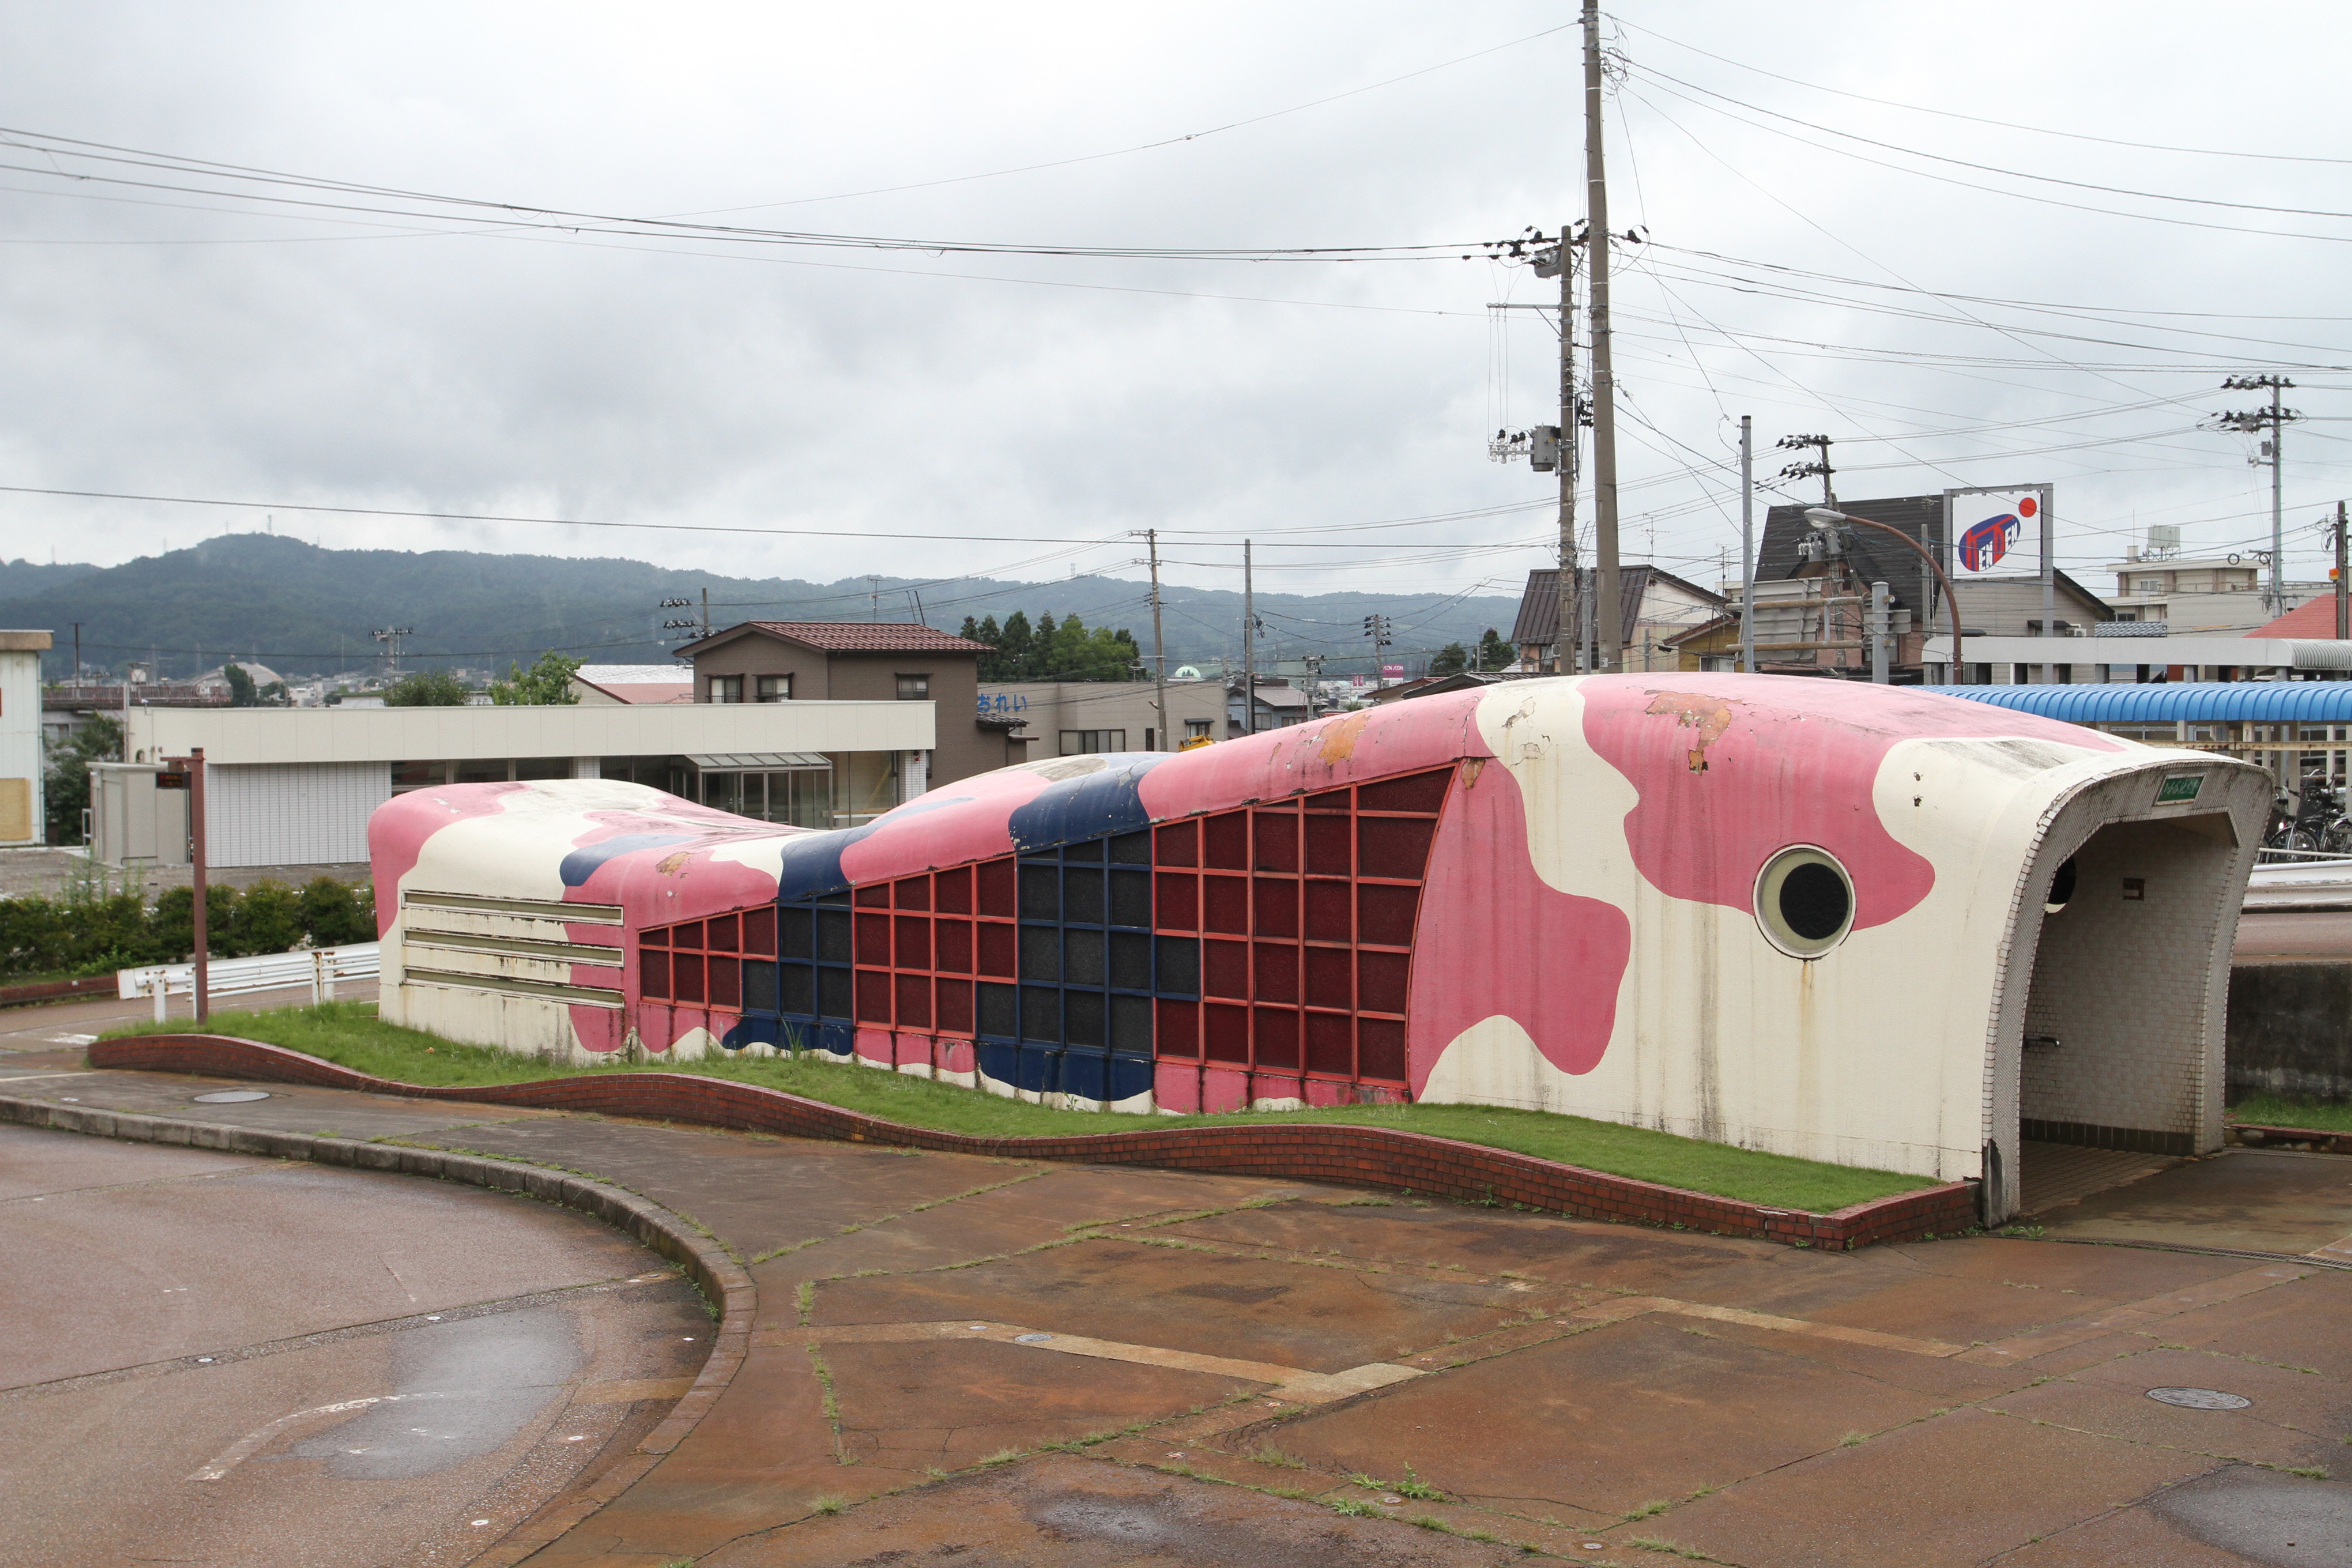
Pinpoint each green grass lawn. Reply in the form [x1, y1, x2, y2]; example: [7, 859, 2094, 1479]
[2228, 1094, 2352, 1133]
[103, 1002, 1935, 1214]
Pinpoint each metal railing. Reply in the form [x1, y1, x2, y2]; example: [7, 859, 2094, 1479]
[118, 943, 380, 1022]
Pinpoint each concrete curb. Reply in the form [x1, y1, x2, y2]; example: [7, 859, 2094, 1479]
[87, 1034, 1982, 1249]
[0, 1092, 753, 1568]
[2226, 1120, 2352, 1156]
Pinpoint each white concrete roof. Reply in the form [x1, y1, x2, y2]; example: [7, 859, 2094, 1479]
[123, 700, 932, 766]
[1927, 636, 2352, 670]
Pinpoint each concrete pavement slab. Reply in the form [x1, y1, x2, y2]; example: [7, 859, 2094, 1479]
[1652, 1407, 2219, 1568]
[808, 1237, 1531, 1374]
[2127, 1269, 2352, 1382]
[695, 1451, 1544, 1567]
[2037, 1150, 2352, 1255]
[1987, 1373, 2342, 1472]
[5, 1062, 554, 1141]
[1260, 1311, 1953, 1519]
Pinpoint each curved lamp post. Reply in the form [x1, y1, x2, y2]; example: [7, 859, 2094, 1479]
[1804, 506, 1965, 684]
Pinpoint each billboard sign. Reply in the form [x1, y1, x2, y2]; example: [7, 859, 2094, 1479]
[1946, 487, 2051, 578]
[1381, 664, 1405, 678]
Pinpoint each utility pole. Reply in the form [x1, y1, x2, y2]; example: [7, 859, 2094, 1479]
[1548, 227, 1580, 675]
[1582, 0, 1622, 672]
[2335, 501, 2348, 642]
[867, 576, 883, 621]
[702, 587, 712, 638]
[2214, 375, 2301, 615]
[371, 627, 414, 679]
[1241, 541, 1258, 736]
[1739, 416, 1755, 674]
[1147, 529, 1169, 749]
[71, 621, 81, 688]
[1777, 434, 1835, 507]
[1363, 614, 1393, 686]
[1869, 581, 1891, 684]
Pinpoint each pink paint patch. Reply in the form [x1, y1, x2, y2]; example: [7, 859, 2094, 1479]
[937, 1039, 977, 1077]
[1250, 1073, 1304, 1105]
[837, 766, 1058, 885]
[1200, 1066, 1252, 1113]
[1410, 757, 1631, 1087]
[1137, 692, 1484, 821]
[894, 1032, 934, 1070]
[366, 783, 529, 937]
[1154, 1062, 1201, 1113]
[854, 1027, 894, 1066]
[1580, 674, 2120, 929]
[567, 1004, 626, 1056]
[646, 1008, 705, 1054]
[1303, 1077, 1349, 1109]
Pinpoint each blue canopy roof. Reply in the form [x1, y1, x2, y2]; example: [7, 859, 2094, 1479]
[1925, 682, 2352, 725]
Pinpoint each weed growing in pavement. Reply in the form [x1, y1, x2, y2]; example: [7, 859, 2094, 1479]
[795, 1280, 815, 1324]
[1394, 1465, 1446, 1501]
[1329, 1499, 1382, 1518]
[978, 1448, 1026, 1467]
[1838, 1431, 1868, 1448]
[1248, 1446, 1306, 1469]
[1624, 1497, 1672, 1520]
[808, 1496, 847, 1516]
[2287, 1465, 2332, 1479]
[1327, 1195, 1395, 1207]
[1627, 1537, 1727, 1562]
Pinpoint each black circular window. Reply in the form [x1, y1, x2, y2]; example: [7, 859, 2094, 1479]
[2045, 856, 2078, 914]
[1754, 846, 1857, 958]
[1778, 862, 1851, 941]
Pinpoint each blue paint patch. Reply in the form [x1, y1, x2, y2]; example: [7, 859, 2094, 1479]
[558, 833, 696, 887]
[815, 1019, 858, 1058]
[1007, 754, 1169, 853]
[975, 1040, 1023, 1093]
[723, 1014, 781, 1051]
[774, 825, 879, 902]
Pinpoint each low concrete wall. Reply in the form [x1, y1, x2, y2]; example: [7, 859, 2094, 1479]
[2227, 961, 2352, 1104]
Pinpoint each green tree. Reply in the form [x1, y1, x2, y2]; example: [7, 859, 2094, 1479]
[299, 875, 376, 946]
[224, 663, 258, 706]
[384, 669, 472, 706]
[229, 879, 306, 956]
[489, 650, 583, 705]
[43, 713, 122, 845]
[994, 612, 1034, 681]
[1476, 627, 1513, 672]
[1430, 642, 1469, 677]
[150, 883, 240, 962]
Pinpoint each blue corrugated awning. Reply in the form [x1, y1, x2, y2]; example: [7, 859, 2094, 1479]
[1923, 682, 2352, 724]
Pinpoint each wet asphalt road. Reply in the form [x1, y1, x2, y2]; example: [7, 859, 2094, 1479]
[0, 1122, 708, 1568]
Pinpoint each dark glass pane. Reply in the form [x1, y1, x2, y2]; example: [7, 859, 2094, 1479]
[1064, 837, 1103, 862]
[977, 858, 1019, 917]
[1359, 950, 1410, 1014]
[674, 921, 704, 952]
[1202, 811, 1248, 870]
[780, 963, 814, 1015]
[935, 864, 973, 914]
[977, 921, 1019, 978]
[1063, 866, 1105, 926]
[855, 883, 890, 908]
[1253, 811, 1298, 872]
[1107, 931, 1152, 991]
[1203, 1002, 1252, 1062]
[895, 972, 932, 1028]
[1019, 862, 1060, 921]
[894, 876, 932, 911]
[977, 981, 1019, 1038]
[1304, 945, 1352, 1010]
[1155, 872, 1198, 932]
[817, 966, 851, 1020]
[1252, 879, 1298, 938]
[1064, 988, 1105, 1047]
[707, 913, 740, 953]
[1305, 1011, 1353, 1076]
[744, 906, 777, 958]
[1303, 879, 1352, 943]
[1154, 935, 1199, 997]
[1358, 815, 1439, 881]
[1155, 819, 1198, 867]
[641, 949, 670, 999]
[1020, 986, 1062, 1044]
[1254, 1006, 1301, 1069]
[779, 906, 812, 960]
[1304, 788, 1351, 813]
[816, 889, 853, 906]
[817, 909, 853, 964]
[894, 915, 932, 970]
[1109, 993, 1154, 1056]
[936, 977, 975, 1035]
[854, 912, 892, 966]
[1357, 883, 1421, 947]
[743, 961, 778, 1013]
[674, 953, 704, 1004]
[1155, 998, 1200, 1058]
[1109, 868, 1152, 928]
[1065, 928, 1105, 986]
[934, 917, 973, 974]
[1253, 942, 1299, 1003]
[1303, 815, 1351, 876]
[1358, 1017, 1407, 1081]
[1202, 938, 1249, 999]
[1019, 925, 1061, 982]
[855, 969, 892, 1024]
[1201, 875, 1250, 935]
[640, 925, 670, 948]
[1109, 830, 1152, 865]
[708, 958, 742, 1009]
[1358, 769, 1452, 814]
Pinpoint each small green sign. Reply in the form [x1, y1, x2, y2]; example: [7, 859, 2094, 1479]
[2155, 774, 2204, 804]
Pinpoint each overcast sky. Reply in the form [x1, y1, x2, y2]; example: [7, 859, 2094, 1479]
[3, 1, 2349, 626]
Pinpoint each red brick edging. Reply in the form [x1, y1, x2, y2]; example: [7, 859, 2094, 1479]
[90, 1034, 1981, 1250]
[2227, 1121, 2352, 1156]
[0, 974, 116, 1008]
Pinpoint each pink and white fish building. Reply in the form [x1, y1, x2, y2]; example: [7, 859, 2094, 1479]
[369, 674, 2269, 1222]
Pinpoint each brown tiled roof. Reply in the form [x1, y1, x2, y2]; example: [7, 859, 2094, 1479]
[740, 621, 990, 654]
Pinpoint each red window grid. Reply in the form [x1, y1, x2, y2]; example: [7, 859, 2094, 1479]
[849, 860, 1018, 1034]
[638, 905, 775, 1009]
[1147, 766, 1449, 1085]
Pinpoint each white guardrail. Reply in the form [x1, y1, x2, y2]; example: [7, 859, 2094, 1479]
[117, 943, 382, 1022]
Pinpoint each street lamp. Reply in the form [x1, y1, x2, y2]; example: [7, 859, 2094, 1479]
[1805, 507, 1966, 684]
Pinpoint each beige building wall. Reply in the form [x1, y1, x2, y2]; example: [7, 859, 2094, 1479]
[981, 681, 1225, 753]
[0, 630, 51, 844]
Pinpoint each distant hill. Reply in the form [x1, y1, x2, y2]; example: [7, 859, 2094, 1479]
[1, 536, 1524, 681]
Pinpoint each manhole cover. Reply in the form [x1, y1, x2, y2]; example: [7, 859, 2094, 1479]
[2146, 1386, 2251, 1410]
[193, 1090, 272, 1104]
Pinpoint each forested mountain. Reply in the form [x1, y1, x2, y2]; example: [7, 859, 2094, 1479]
[0, 535, 1522, 681]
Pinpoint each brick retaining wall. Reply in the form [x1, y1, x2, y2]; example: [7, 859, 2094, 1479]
[88, 1034, 1982, 1251]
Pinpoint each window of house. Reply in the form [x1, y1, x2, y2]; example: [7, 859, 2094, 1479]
[709, 675, 742, 704]
[896, 674, 930, 700]
[755, 674, 791, 702]
[1184, 719, 1214, 738]
[1060, 730, 1127, 755]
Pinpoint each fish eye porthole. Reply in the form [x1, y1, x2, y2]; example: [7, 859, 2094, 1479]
[2044, 855, 2078, 915]
[1754, 846, 1855, 960]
